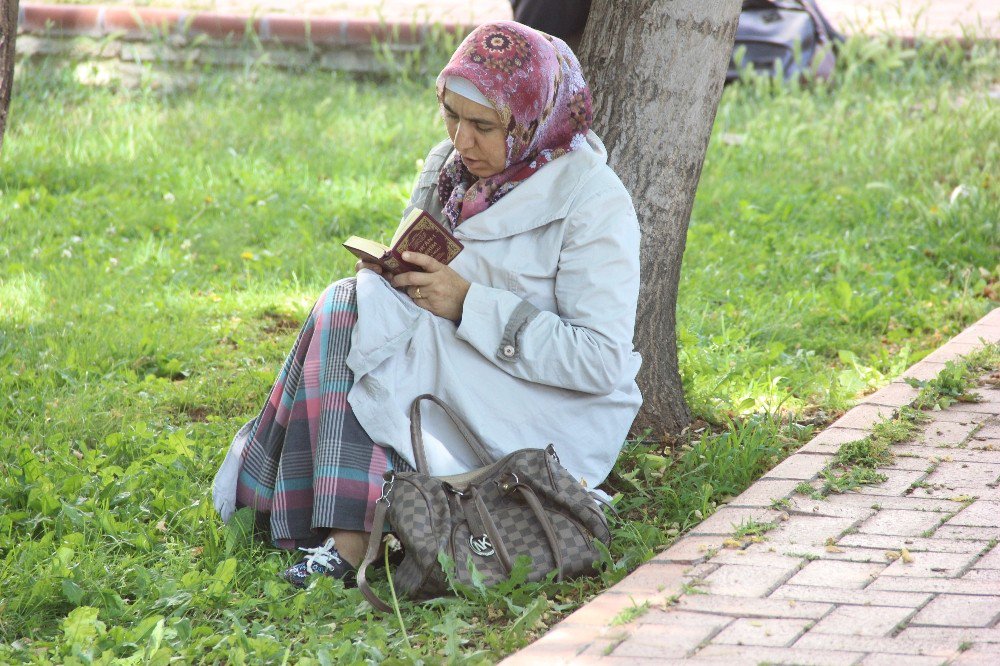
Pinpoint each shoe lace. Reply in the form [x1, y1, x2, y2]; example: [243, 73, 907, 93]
[298, 537, 344, 574]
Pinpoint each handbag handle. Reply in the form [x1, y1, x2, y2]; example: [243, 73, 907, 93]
[409, 394, 493, 473]
[515, 485, 565, 581]
[357, 499, 394, 613]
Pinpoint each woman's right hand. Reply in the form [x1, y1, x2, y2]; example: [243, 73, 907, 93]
[354, 260, 383, 275]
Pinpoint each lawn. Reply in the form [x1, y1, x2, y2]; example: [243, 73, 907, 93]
[1, 37, 998, 663]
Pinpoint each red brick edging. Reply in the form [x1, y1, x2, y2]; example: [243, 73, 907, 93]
[18, 2, 472, 48]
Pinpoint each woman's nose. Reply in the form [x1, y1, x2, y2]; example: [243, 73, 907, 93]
[453, 122, 474, 151]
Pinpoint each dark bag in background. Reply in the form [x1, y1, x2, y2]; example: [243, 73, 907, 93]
[727, 0, 841, 83]
[357, 394, 611, 612]
[510, 0, 591, 40]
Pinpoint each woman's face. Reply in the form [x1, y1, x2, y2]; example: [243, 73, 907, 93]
[441, 89, 507, 179]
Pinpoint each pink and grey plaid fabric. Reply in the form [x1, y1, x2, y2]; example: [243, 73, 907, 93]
[235, 278, 410, 549]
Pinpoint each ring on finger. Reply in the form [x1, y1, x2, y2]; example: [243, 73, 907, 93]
[415, 287, 423, 299]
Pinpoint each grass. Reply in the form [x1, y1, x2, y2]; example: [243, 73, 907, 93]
[609, 601, 649, 627]
[724, 518, 777, 549]
[0, 34, 998, 663]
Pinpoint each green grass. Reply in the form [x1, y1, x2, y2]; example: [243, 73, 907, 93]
[1, 35, 998, 662]
[732, 518, 777, 541]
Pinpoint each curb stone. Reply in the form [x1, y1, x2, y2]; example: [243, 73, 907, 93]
[15, 2, 468, 76]
[19, 3, 436, 47]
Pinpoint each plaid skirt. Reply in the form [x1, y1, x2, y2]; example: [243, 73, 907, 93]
[234, 278, 412, 550]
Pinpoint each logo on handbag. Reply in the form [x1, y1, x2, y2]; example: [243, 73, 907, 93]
[469, 534, 495, 557]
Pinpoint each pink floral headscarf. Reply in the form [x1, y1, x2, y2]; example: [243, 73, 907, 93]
[435, 21, 593, 228]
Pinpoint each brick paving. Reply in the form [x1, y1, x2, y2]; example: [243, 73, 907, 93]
[503, 307, 1000, 665]
[16, 0, 1000, 59]
[26, 1, 1000, 40]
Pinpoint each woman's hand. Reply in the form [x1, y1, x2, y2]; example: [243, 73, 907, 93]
[354, 259, 383, 275]
[391, 252, 471, 322]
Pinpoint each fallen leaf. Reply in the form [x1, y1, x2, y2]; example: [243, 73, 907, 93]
[901, 548, 914, 563]
[826, 544, 844, 553]
[885, 550, 901, 561]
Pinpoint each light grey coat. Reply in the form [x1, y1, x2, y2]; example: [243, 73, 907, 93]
[347, 130, 641, 484]
[214, 131, 641, 522]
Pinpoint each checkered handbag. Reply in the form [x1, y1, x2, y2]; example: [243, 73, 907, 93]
[357, 394, 611, 612]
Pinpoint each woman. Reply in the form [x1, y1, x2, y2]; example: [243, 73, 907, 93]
[213, 21, 642, 588]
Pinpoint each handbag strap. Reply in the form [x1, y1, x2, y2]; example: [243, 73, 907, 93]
[409, 394, 493, 473]
[357, 498, 394, 613]
[464, 487, 513, 573]
[515, 485, 565, 582]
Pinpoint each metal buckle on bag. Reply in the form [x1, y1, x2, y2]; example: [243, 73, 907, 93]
[442, 481, 465, 497]
[545, 443, 560, 464]
[379, 472, 395, 507]
[496, 472, 519, 493]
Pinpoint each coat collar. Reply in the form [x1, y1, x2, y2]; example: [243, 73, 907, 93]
[452, 131, 609, 241]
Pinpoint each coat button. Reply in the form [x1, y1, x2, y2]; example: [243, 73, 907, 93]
[502, 345, 515, 358]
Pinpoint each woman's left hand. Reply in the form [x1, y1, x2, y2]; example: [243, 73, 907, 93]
[391, 252, 471, 322]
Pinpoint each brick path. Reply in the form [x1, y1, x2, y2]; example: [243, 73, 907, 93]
[26, 1, 1000, 39]
[18, 1, 1000, 49]
[503, 307, 1000, 665]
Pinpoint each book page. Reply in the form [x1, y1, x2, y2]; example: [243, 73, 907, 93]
[343, 236, 390, 262]
[389, 207, 422, 248]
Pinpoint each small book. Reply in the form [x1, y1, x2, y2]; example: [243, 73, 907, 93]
[343, 208, 464, 275]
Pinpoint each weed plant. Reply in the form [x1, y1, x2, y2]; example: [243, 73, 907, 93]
[0, 34, 998, 662]
[799, 343, 999, 498]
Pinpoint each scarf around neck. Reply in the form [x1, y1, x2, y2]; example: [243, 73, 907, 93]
[435, 21, 594, 228]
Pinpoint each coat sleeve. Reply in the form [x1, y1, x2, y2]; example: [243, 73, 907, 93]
[455, 178, 641, 396]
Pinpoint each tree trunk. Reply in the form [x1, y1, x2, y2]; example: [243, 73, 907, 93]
[0, 0, 18, 155]
[578, 0, 741, 439]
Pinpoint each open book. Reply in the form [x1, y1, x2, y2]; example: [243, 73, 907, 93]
[343, 208, 464, 275]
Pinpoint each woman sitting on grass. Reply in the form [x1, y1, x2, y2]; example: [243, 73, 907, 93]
[213, 20, 642, 587]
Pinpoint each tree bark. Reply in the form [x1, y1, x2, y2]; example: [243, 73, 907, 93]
[578, 0, 741, 439]
[0, 0, 18, 155]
